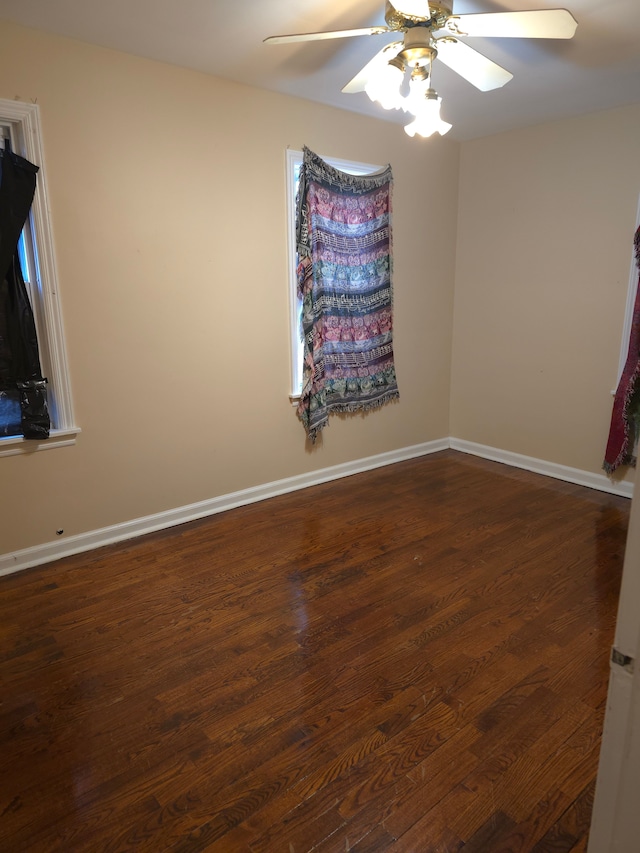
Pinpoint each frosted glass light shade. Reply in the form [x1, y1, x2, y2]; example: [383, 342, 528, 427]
[364, 62, 404, 111]
[404, 95, 452, 137]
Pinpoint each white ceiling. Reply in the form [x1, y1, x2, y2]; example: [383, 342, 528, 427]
[0, 0, 639, 140]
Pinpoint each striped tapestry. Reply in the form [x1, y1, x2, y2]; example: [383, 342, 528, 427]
[296, 147, 399, 442]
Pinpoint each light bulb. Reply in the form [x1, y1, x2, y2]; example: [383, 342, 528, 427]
[365, 61, 405, 111]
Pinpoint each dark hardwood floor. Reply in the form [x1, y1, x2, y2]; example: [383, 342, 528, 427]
[0, 450, 629, 852]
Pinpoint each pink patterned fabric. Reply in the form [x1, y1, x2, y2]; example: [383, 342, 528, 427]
[296, 147, 399, 442]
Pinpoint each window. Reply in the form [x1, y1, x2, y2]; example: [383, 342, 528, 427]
[286, 148, 382, 399]
[615, 193, 640, 387]
[0, 98, 77, 455]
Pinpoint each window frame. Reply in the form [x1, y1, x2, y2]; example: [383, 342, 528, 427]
[286, 148, 383, 400]
[613, 193, 640, 392]
[0, 98, 78, 456]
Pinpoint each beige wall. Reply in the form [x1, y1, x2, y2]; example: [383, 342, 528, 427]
[0, 20, 459, 554]
[3, 18, 638, 560]
[451, 105, 640, 476]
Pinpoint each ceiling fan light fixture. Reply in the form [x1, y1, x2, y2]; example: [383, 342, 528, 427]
[266, 0, 579, 140]
[364, 56, 405, 110]
[404, 88, 452, 137]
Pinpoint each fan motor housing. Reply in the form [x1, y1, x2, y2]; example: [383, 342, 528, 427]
[397, 29, 437, 68]
[384, 1, 452, 31]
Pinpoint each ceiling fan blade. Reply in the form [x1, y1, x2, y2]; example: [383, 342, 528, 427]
[447, 9, 578, 39]
[342, 41, 403, 94]
[264, 26, 389, 45]
[435, 38, 513, 91]
[388, 0, 431, 18]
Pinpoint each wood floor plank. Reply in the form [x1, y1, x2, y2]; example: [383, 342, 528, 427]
[530, 782, 596, 853]
[0, 450, 627, 851]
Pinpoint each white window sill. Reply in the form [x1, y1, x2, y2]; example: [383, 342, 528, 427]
[0, 426, 81, 458]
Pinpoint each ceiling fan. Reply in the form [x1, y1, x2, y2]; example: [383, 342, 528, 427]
[264, 2, 578, 137]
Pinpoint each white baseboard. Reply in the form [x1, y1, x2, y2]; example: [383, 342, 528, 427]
[0, 438, 448, 577]
[449, 438, 634, 499]
[1, 436, 631, 578]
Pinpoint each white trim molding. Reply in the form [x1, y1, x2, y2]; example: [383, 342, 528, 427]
[1, 436, 632, 577]
[450, 437, 634, 499]
[0, 427, 80, 458]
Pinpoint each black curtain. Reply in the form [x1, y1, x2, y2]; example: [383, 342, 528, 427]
[0, 139, 49, 439]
